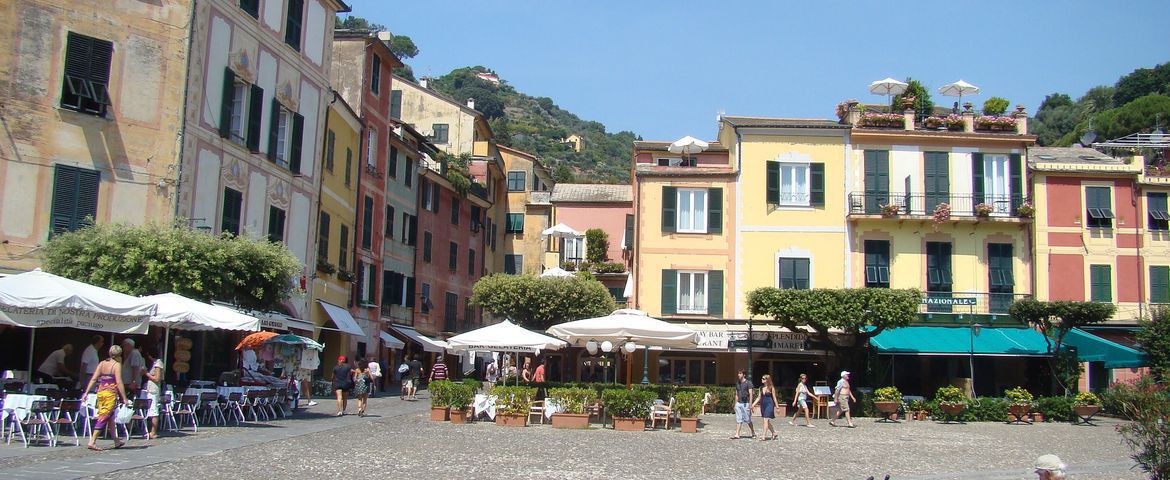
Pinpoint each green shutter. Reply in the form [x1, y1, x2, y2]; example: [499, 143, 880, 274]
[707, 187, 722, 234]
[49, 165, 79, 236]
[623, 214, 634, 250]
[809, 163, 825, 206]
[1009, 153, 1023, 212]
[1151, 266, 1170, 304]
[864, 151, 889, 213]
[662, 186, 676, 233]
[661, 269, 677, 315]
[246, 84, 263, 152]
[219, 68, 235, 139]
[972, 153, 985, 205]
[289, 112, 303, 174]
[707, 270, 723, 317]
[1090, 265, 1111, 302]
[267, 98, 280, 161]
[924, 152, 950, 211]
[766, 161, 779, 205]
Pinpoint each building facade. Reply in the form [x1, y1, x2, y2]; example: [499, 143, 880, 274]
[549, 183, 633, 300]
[499, 145, 553, 275]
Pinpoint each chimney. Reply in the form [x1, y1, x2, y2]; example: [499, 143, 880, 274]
[467, 98, 476, 110]
[419, 77, 429, 89]
[1013, 105, 1029, 135]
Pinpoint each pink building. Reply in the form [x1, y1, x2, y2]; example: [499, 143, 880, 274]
[550, 184, 633, 303]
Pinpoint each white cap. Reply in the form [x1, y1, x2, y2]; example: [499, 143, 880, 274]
[841, 370, 850, 378]
[1034, 454, 1065, 471]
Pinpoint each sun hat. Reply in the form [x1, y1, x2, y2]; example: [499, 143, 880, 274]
[1034, 454, 1066, 471]
[841, 370, 850, 377]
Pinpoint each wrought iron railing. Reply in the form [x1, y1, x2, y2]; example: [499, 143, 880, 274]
[917, 291, 1031, 320]
[848, 192, 1027, 218]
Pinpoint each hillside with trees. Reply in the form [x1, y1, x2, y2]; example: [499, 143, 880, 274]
[1031, 62, 1170, 146]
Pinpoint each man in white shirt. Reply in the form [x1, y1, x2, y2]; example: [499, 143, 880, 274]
[367, 357, 382, 396]
[36, 343, 74, 383]
[79, 335, 104, 386]
[121, 338, 145, 393]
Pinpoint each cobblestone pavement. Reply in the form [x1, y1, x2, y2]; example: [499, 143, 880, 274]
[0, 392, 1143, 480]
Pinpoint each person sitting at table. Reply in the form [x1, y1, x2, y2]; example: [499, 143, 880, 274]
[83, 344, 128, 451]
[36, 343, 75, 384]
[143, 347, 164, 439]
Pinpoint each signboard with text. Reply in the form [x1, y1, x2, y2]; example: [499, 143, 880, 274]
[920, 296, 977, 306]
[695, 330, 811, 353]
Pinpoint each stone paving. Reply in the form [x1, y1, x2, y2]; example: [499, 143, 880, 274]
[0, 391, 1144, 480]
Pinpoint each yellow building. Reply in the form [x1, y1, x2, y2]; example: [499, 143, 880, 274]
[313, 93, 362, 367]
[498, 145, 554, 275]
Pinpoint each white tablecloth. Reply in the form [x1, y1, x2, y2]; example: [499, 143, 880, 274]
[189, 380, 215, 388]
[1, 394, 49, 423]
[543, 398, 563, 419]
[473, 394, 497, 420]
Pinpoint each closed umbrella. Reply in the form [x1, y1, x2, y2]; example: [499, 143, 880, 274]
[938, 80, 980, 108]
[869, 77, 908, 110]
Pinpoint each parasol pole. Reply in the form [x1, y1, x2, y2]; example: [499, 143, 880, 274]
[27, 328, 36, 383]
[163, 325, 171, 384]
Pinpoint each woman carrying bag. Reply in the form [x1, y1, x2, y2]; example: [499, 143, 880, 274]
[82, 344, 130, 451]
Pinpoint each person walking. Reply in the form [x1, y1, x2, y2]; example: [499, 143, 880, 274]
[788, 373, 815, 427]
[82, 344, 128, 451]
[120, 339, 144, 395]
[752, 374, 778, 440]
[352, 361, 371, 417]
[830, 370, 856, 428]
[429, 354, 448, 383]
[367, 357, 382, 398]
[533, 358, 547, 383]
[332, 355, 353, 416]
[730, 369, 755, 439]
[406, 354, 423, 400]
[142, 348, 164, 439]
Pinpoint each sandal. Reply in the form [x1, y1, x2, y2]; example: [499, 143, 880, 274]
[87, 444, 102, 452]
[729, 435, 740, 439]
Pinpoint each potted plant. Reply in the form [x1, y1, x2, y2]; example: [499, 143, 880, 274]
[429, 380, 453, 421]
[974, 115, 1017, 131]
[880, 203, 901, 218]
[675, 391, 704, 432]
[861, 112, 905, 128]
[872, 386, 903, 421]
[602, 389, 654, 431]
[548, 387, 594, 429]
[491, 385, 536, 427]
[942, 114, 965, 131]
[1016, 201, 1035, 219]
[935, 385, 966, 422]
[974, 203, 994, 218]
[337, 267, 355, 282]
[907, 399, 928, 421]
[1004, 386, 1034, 424]
[1073, 391, 1101, 419]
[923, 116, 944, 129]
[447, 383, 476, 424]
[931, 203, 951, 231]
[316, 259, 336, 275]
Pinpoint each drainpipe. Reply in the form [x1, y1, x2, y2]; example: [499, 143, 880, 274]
[1134, 182, 1143, 322]
[173, 0, 199, 221]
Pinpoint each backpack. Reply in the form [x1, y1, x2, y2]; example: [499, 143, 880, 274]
[398, 363, 410, 374]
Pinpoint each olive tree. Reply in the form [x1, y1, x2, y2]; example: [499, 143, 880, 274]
[471, 273, 616, 330]
[746, 288, 923, 341]
[1009, 299, 1116, 393]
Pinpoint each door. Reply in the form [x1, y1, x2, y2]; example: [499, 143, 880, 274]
[864, 150, 890, 214]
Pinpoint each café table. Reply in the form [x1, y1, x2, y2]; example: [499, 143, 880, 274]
[473, 394, 497, 420]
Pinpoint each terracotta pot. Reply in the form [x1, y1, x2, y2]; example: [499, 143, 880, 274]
[612, 416, 646, 431]
[940, 403, 966, 416]
[679, 417, 699, 433]
[430, 406, 450, 421]
[1073, 405, 1100, 417]
[551, 413, 590, 429]
[1008, 404, 1031, 423]
[874, 401, 900, 414]
[495, 413, 527, 427]
[448, 408, 470, 424]
[1032, 412, 1045, 423]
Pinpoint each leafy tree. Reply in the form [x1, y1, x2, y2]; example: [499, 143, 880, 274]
[553, 164, 574, 183]
[1009, 299, 1116, 392]
[584, 228, 608, 264]
[335, 15, 386, 31]
[471, 274, 616, 330]
[982, 96, 1010, 115]
[1113, 62, 1170, 106]
[1057, 95, 1170, 146]
[335, 15, 419, 81]
[892, 78, 934, 117]
[1079, 85, 1116, 114]
[42, 222, 301, 312]
[746, 288, 922, 342]
[1137, 305, 1170, 382]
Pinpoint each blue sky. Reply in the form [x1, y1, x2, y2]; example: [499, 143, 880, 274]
[345, 0, 1169, 141]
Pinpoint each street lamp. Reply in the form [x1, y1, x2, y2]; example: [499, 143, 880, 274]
[969, 319, 982, 397]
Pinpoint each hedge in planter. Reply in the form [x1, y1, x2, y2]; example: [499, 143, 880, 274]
[548, 387, 595, 429]
[491, 385, 537, 426]
[429, 380, 455, 421]
[602, 389, 655, 431]
[447, 383, 476, 424]
[675, 391, 704, 432]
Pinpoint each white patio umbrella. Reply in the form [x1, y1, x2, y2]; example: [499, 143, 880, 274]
[539, 267, 574, 278]
[938, 80, 981, 107]
[667, 136, 709, 164]
[869, 77, 909, 110]
[144, 292, 261, 371]
[541, 223, 580, 238]
[546, 309, 698, 349]
[0, 269, 157, 380]
[447, 320, 568, 353]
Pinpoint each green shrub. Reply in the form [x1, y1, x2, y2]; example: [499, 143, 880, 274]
[873, 386, 903, 402]
[858, 392, 877, 417]
[982, 96, 1010, 115]
[548, 387, 595, 415]
[964, 397, 1009, 422]
[1004, 386, 1034, 407]
[1035, 396, 1075, 422]
[429, 380, 456, 408]
[704, 386, 736, 414]
[934, 385, 965, 406]
[447, 382, 476, 410]
[1106, 378, 1170, 478]
[1074, 391, 1100, 406]
[462, 379, 482, 392]
[490, 385, 537, 415]
[675, 391, 704, 417]
[907, 399, 927, 413]
[602, 389, 655, 418]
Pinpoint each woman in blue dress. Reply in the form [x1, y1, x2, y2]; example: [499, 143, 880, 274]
[753, 374, 778, 440]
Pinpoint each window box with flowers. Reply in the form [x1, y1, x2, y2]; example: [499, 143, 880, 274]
[861, 112, 905, 128]
[337, 268, 355, 282]
[316, 259, 336, 275]
[880, 203, 901, 218]
[974, 203, 994, 218]
[942, 114, 965, 131]
[923, 116, 944, 129]
[1015, 201, 1035, 219]
[931, 203, 951, 231]
[974, 115, 1016, 131]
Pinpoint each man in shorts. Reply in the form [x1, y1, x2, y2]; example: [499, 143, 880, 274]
[406, 354, 423, 400]
[830, 370, 857, 428]
[731, 369, 755, 439]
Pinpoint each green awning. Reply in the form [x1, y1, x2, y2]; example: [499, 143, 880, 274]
[868, 326, 1051, 356]
[1063, 328, 1147, 369]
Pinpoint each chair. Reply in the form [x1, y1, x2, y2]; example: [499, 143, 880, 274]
[130, 398, 152, 438]
[701, 392, 718, 415]
[262, 390, 279, 419]
[198, 392, 224, 426]
[243, 391, 267, 422]
[650, 397, 676, 429]
[173, 394, 198, 432]
[158, 392, 178, 432]
[14, 400, 55, 447]
[527, 400, 545, 425]
[53, 399, 84, 446]
[222, 392, 245, 425]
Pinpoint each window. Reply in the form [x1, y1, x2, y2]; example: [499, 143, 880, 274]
[344, 148, 353, 187]
[366, 128, 377, 167]
[563, 236, 585, 263]
[864, 240, 890, 288]
[471, 206, 482, 231]
[983, 154, 1012, 215]
[404, 158, 413, 187]
[420, 283, 431, 313]
[863, 150, 890, 214]
[388, 146, 398, 179]
[1148, 193, 1169, 231]
[444, 292, 458, 331]
[1086, 186, 1114, 229]
[657, 357, 717, 385]
[504, 254, 523, 275]
[777, 258, 810, 289]
[468, 249, 476, 276]
[317, 212, 330, 263]
[506, 213, 524, 233]
[364, 263, 377, 304]
[382, 270, 404, 306]
[370, 56, 381, 94]
[221, 188, 242, 236]
[988, 243, 1014, 314]
[239, 0, 259, 18]
[464, 297, 474, 328]
[324, 130, 335, 173]
[1151, 266, 1170, 304]
[361, 196, 374, 250]
[267, 101, 304, 173]
[421, 180, 433, 211]
[401, 213, 417, 246]
[677, 271, 708, 314]
[384, 205, 395, 237]
[338, 225, 349, 270]
[218, 68, 263, 151]
[624, 214, 634, 250]
[451, 198, 460, 225]
[430, 181, 440, 212]
[49, 165, 100, 237]
[775, 163, 809, 206]
[926, 242, 953, 313]
[676, 188, 707, 233]
[284, 0, 303, 51]
[1090, 265, 1112, 303]
[507, 171, 526, 192]
[422, 232, 432, 263]
[389, 90, 402, 119]
[432, 123, 449, 144]
[60, 32, 113, 116]
[448, 242, 458, 272]
[267, 206, 286, 243]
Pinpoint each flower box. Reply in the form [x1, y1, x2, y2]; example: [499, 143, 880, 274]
[612, 416, 646, 431]
[551, 413, 590, 429]
[429, 406, 450, 421]
[861, 112, 905, 128]
[974, 115, 1017, 131]
[495, 413, 528, 427]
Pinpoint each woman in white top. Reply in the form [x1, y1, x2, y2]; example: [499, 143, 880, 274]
[143, 348, 164, 439]
[789, 373, 815, 427]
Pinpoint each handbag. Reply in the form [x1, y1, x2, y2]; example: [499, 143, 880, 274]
[114, 404, 134, 424]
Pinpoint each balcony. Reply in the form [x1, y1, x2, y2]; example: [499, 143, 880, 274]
[528, 191, 551, 205]
[917, 291, 1031, 325]
[364, 163, 383, 179]
[469, 181, 488, 200]
[848, 192, 1031, 221]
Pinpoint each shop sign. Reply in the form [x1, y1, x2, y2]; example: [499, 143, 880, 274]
[695, 330, 809, 353]
[920, 296, 977, 306]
